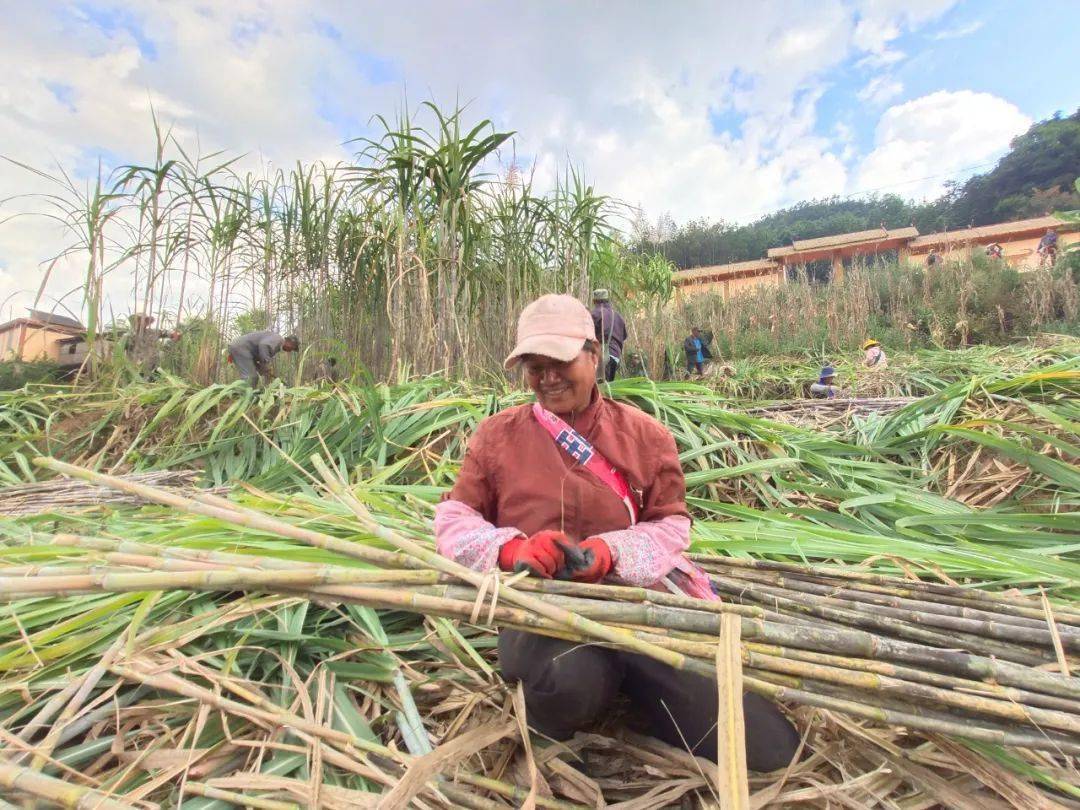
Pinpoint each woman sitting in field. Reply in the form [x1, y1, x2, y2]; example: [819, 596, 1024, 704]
[434, 293, 799, 770]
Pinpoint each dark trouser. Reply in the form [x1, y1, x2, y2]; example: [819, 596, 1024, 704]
[228, 347, 262, 385]
[603, 357, 618, 383]
[687, 360, 704, 376]
[499, 630, 800, 772]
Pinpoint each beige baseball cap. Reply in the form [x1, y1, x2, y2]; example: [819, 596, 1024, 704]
[504, 294, 595, 370]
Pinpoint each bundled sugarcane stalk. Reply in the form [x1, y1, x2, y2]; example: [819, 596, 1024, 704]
[743, 398, 918, 416]
[4, 456, 1076, 761]
[741, 397, 918, 429]
[0, 470, 228, 517]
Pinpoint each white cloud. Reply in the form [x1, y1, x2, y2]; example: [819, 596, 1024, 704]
[857, 75, 904, 104]
[0, 0, 988, 313]
[0, 2, 353, 318]
[855, 90, 1031, 200]
[932, 20, 984, 40]
[852, 0, 955, 65]
[832, 121, 856, 162]
[857, 48, 907, 68]
[853, 17, 902, 54]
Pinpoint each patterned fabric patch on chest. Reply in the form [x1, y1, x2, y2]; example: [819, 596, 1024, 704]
[555, 429, 594, 464]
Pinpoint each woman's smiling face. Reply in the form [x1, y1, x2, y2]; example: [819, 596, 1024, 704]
[522, 343, 599, 415]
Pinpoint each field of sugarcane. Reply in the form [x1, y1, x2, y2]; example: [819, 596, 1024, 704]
[3, 98, 1079, 807]
[0, 336, 1077, 809]
[11, 100, 1077, 396]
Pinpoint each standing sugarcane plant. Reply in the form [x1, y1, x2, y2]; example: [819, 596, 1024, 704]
[351, 103, 513, 374]
[0, 155, 131, 373]
[551, 166, 611, 298]
[14, 100, 1038, 383]
[114, 113, 182, 326]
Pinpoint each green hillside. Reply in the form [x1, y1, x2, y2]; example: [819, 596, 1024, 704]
[641, 109, 1080, 269]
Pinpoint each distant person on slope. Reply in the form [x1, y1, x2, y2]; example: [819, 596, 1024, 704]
[590, 289, 627, 383]
[623, 349, 649, 378]
[1037, 228, 1059, 266]
[862, 338, 887, 370]
[700, 328, 716, 362]
[926, 250, 941, 268]
[986, 242, 1004, 261]
[683, 328, 705, 377]
[810, 366, 841, 399]
[228, 330, 299, 386]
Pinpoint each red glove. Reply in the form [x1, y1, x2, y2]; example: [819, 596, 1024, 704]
[569, 537, 613, 583]
[498, 530, 571, 578]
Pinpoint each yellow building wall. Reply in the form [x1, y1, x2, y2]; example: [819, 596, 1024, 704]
[0, 328, 17, 358]
[913, 231, 1079, 270]
[0, 326, 31, 359]
[23, 328, 55, 361]
[0, 325, 73, 361]
[675, 271, 780, 300]
[729, 273, 780, 294]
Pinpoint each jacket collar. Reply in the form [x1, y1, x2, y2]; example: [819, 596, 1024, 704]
[559, 385, 604, 435]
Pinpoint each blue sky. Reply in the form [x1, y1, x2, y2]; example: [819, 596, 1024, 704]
[898, 0, 1075, 117]
[0, 0, 1077, 312]
[807, 0, 1076, 164]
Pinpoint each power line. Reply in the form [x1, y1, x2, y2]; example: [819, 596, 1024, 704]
[836, 158, 1001, 200]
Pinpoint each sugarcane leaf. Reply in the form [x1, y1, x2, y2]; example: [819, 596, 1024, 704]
[932, 426, 1080, 491]
[684, 457, 799, 487]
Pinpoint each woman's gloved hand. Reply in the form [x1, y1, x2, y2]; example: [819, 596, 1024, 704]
[569, 537, 613, 583]
[498, 530, 572, 578]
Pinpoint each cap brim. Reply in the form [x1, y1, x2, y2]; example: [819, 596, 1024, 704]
[504, 334, 585, 370]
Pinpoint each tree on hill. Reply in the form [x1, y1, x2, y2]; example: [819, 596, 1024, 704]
[941, 109, 1080, 226]
[640, 109, 1080, 269]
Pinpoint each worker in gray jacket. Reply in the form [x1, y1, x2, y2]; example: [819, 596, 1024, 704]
[227, 330, 299, 385]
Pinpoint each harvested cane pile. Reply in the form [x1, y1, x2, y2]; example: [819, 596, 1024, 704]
[0, 470, 226, 517]
[0, 344, 1077, 807]
[0, 457, 1078, 808]
[741, 397, 916, 429]
[701, 338, 1076, 401]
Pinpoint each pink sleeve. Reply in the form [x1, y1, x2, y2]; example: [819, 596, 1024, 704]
[434, 499, 523, 571]
[595, 515, 691, 587]
[595, 516, 717, 600]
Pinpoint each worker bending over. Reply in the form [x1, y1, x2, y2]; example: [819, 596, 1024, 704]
[435, 294, 798, 770]
[228, 330, 298, 386]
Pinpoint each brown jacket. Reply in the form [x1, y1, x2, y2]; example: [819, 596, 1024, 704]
[447, 392, 688, 541]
